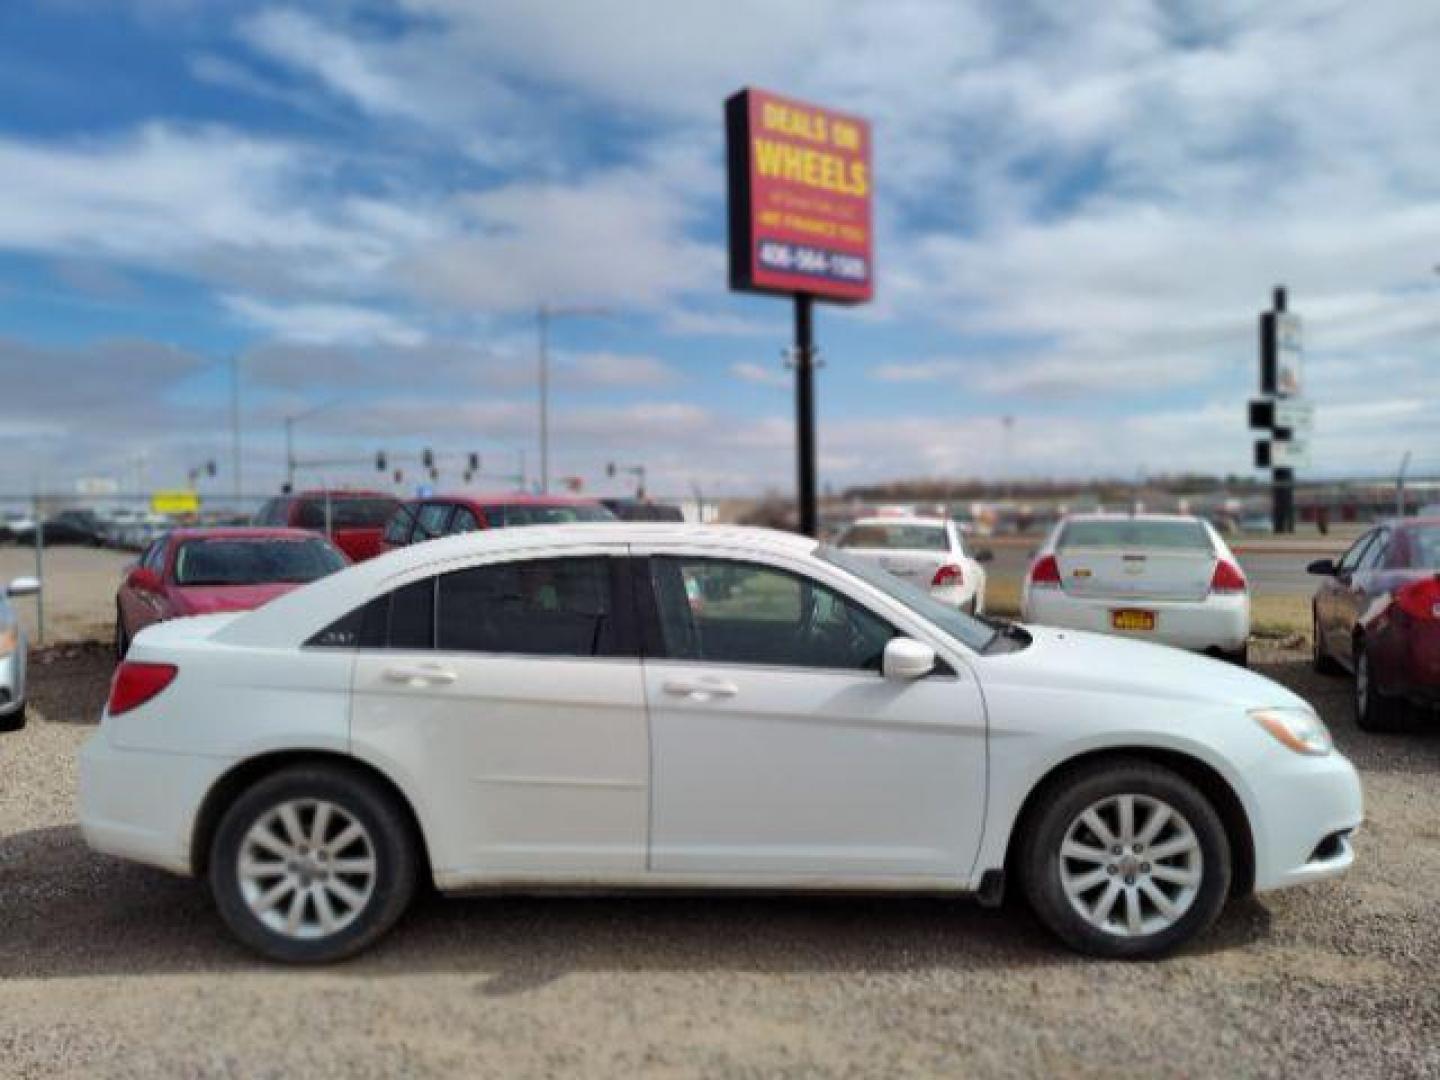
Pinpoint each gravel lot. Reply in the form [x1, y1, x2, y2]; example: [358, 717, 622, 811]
[2, 639, 1438, 1078]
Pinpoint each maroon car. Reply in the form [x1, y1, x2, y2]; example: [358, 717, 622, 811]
[376, 493, 616, 554]
[253, 490, 401, 562]
[116, 527, 348, 658]
[1311, 518, 1440, 730]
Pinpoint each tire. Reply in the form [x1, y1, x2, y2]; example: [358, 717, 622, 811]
[0, 703, 25, 733]
[1223, 644, 1249, 667]
[209, 765, 418, 963]
[1019, 759, 1231, 959]
[1354, 637, 1406, 733]
[1312, 609, 1342, 675]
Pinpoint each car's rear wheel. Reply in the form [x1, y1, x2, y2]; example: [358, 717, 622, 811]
[210, 765, 417, 963]
[1354, 638, 1405, 733]
[1312, 609, 1342, 675]
[1020, 760, 1230, 959]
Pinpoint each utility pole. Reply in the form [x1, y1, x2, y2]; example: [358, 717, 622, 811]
[536, 303, 612, 494]
[230, 355, 242, 507]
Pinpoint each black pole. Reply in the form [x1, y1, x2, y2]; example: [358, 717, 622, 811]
[1265, 286, 1294, 534]
[794, 294, 817, 537]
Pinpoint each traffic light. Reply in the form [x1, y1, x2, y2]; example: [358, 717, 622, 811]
[428, 467, 439, 482]
[393, 469, 403, 484]
[205, 460, 217, 478]
[422, 447, 434, 469]
[376, 451, 387, 472]
[468, 452, 480, 472]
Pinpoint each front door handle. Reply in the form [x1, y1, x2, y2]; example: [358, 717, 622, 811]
[662, 677, 739, 700]
[383, 664, 458, 687]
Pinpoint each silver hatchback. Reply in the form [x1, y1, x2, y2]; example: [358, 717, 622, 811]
[1, 576, 41, 731]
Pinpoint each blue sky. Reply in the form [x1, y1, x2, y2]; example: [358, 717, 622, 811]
[1, 0, 1437, 500]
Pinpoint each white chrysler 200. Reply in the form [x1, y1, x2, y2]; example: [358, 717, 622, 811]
[80, 525, 1362, 963]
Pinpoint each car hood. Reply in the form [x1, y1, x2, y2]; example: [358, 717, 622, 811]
[980, 625, 1310, 712]
[174, 582, 302, 615]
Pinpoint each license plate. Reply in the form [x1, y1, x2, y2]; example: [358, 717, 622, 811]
[1111, 608, 1156, 631]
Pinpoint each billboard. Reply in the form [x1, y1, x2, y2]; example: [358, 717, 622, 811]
[726, 88, 873, 303]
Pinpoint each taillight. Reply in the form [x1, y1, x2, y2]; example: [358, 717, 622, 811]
[932, 564, 964, 588]
[1029, 555, 1061, 589]
[1395, 576, 1440, 621]
[107, 662, 178, 716]
[1210, 560, 1247, 594]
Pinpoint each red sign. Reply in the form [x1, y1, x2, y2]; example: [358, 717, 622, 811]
[726, 88, 873, 304]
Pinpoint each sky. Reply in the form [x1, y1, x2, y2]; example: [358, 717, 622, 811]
[0, 0, 1437, 502]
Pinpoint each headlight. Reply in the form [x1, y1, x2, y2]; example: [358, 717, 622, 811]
[1251, 707, 1332, 756]
[0, 625, 15, 658]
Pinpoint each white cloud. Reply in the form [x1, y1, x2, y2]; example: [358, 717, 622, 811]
[222, 295, 427, 347]
[730, 362, 790, 389]
[561, 352, 680, 389]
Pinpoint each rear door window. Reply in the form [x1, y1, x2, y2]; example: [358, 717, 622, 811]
[414, 502, 452, 541]
[383, 505, 415, 546]
[437, 558, 618, 656]
[450, 506, 481, 533]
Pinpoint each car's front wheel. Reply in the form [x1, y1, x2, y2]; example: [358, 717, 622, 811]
[210, 765, 418, 963]
[1020, 760, 1231, 959]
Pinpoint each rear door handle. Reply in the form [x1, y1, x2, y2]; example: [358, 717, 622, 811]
[383, 664, 458, 687]
[662, 677, 739, 700]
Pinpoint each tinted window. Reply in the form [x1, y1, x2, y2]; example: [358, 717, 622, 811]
[142, 539, 166, 573]
[492, 503, 616, 527]
[450, 506, 481, 533]
[1059, 519, 1212, 551]
[383, 505, 415, 545]
[174, 539, 345, 586]
[650, 557, 894, 671]
[837, 523, 948, 551]
[437, 558, 615, 656]
[388, 579, 435, 650]
[1358, 529, 1390, 572]
[296, 497, 400, 530]
[309, 596, 388, 648]
[413, 502, 452, 541]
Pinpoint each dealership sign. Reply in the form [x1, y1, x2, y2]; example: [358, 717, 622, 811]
[725, 88, 873, 303]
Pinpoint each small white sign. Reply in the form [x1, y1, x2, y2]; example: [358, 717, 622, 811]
[1274, 400, 1314, 434]
[1275, 313, 1302, 397]
[1271, 436, 1311, 468]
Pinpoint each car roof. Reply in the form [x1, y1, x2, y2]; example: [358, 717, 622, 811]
[1060, 512, 1204, 524]
[215, 523, 815, 647]
[290, 490, 396, 500]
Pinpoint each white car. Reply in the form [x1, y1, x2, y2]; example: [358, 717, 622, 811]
[80, 524, 1360, 963]
[1022, 514, 1251, 664]
[1, 576, 40, 730]
[834, 516, 989, 613]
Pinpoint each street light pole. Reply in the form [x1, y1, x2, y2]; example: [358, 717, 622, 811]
[230, 355, 242, 507]
[536, 302, 612, 495]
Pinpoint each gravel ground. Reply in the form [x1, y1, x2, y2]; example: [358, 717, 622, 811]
[2, 642, 1438, 1078]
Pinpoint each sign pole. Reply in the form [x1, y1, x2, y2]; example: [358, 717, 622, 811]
[794, 294, 817, 537]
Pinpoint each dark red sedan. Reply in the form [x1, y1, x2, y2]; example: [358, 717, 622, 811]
[1311, 517, 1440, 730]
[115, 527, 348, 657]
[377, 493, 616, 554]
[253, 490, 401, 562]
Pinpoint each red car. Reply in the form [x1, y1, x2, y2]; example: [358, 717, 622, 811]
[378, 493, 616, 553]
[253, 490, 401, 561]
[1311, 517, 1440, 730]
[115, 527, 348, 657]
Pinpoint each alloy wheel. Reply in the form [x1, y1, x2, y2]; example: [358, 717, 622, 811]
[236, 798, 377, 940]
[1058, 793, 1203, 938]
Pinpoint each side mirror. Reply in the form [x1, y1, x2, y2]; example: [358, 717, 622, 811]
[127, 567, 163, 593]
[1307, 558, 1337, 577]
[974, 548, 995, 564]
[6, 576, 40, 598]
[883, 637, 936, 680]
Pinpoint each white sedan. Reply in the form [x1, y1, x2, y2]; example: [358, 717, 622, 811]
[80, 524, 1359, 963]
[834, 515, 989, 613]
[1021, 513, 1251, 664]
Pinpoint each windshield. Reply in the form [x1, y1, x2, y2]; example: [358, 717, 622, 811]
[493, 504, 616, 526]
[1059, 519, 1212, 551]
[820, 544, 995, 652]
[837, 523, 948, 551]
[175, 538, 347, 586]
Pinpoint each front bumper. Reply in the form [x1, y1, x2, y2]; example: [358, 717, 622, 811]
[78, 728, 230, 876]
[1250, 749, 1364, 892]
[1022, 589, 1249, 653]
